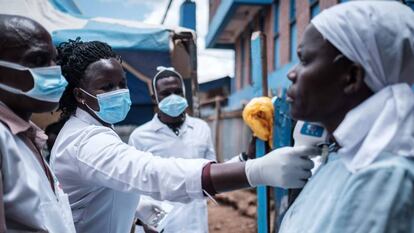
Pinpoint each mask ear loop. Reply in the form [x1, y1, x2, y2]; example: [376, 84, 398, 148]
[0, 60, 29, 71]
[152, 74, 161, 103]
[79, 88, 97, 100]
[79, 88, 98, 112]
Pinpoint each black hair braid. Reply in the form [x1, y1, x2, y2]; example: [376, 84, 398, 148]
[56, 37, 119, 120]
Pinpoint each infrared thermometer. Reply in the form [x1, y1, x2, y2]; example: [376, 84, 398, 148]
[293, 121, 329, 174]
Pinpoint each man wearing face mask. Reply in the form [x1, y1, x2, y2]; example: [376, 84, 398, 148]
[0, 15, 75, 232]
[129, 67, 217, 233]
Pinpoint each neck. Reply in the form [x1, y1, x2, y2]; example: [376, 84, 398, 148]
[1, 101, 32, 121]
[167, 121, 184, 130]
[14, 108, 31, 122]
[322, 89, 373, 136]
[158, 113, 185, 127]
[0, 93, 32, 121]
[322, 111, 346, 135]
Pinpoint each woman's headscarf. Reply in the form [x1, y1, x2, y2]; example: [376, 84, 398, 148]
[311, 1, 414, 172]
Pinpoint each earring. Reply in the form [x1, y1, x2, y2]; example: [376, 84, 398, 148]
[82, 100, 85, 105]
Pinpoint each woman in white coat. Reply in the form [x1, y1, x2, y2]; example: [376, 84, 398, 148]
[50, 38, 318, 233]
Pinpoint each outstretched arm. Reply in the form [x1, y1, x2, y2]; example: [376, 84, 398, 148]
[206, 146, 318, 194]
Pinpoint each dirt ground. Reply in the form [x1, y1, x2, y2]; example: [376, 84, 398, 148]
[208, 190, 257, 233]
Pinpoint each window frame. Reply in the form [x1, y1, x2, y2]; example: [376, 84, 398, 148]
[289, 0, 298, 62]
[309, 0, 320, 19]
[273, 0, 281, 69]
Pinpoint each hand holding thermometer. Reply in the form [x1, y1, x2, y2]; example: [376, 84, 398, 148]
[146, 202, 173, 232]
[135, 196, 174, 232]
[293, 121, 329, 174]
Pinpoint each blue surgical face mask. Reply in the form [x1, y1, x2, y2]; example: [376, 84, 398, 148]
[0, 60, 68, 102]
[81, 88, 131, 124]
[158, 94, 188, 117]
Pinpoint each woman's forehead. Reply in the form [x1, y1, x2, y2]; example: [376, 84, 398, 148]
[90, 58, 120, 69]
[301, 24, 326, 51]
[85, 58, 122, 75]
[83, 58, 124, 83]
[301, 24, 340, 58]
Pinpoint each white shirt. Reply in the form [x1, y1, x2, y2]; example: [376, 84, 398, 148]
[0, 102, 75, 233]
[50, 108, 210, 233]
[129, 115, 216, 233]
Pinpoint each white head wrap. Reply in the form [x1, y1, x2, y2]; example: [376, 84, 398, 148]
[311, 1, 414, 172]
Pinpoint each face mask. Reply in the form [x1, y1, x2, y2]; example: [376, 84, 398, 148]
[81, 88, 131, 124]
[0, 60, 68, 102]
[158, 94, 188, 117]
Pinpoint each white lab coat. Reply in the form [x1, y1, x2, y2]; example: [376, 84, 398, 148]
[129, 115, 216, 233]
[50, 108, 211, 233]
[0, 103, 75, 233]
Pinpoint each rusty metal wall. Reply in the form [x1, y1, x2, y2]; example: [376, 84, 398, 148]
[207, 117, 252, 161]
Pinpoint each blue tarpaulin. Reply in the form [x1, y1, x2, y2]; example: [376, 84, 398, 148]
[53, 21, 172, 52]
[0, 0, 196, 125]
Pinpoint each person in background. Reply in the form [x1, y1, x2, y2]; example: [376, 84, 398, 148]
[50, 38, 318, 233]
[279, 2, 414, 232]
[0, 14, 75, 232]
[129, 67, 215, 233]
[129, 67, 255, 233]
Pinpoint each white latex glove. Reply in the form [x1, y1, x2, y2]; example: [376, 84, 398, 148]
[135, 197, 161, 223]
[245, 146, 320, 189]
[135, 196, 174, 232]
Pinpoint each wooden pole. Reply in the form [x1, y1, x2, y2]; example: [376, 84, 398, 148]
[251, 31, 271, 233]
[214, 96, 223, 162]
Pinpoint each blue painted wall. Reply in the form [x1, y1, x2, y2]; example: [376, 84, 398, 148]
[180, 1, 196, 31]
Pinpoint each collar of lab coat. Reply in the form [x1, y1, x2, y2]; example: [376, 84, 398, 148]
[0, 101, 31, 134]
[151, 114, 194, 135]
[0, 101, 47, 149]
[75, 108, 106, 127]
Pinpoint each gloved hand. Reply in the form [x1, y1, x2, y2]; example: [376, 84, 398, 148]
[135, 197, 165, 231]
[245, 146, 320, 189]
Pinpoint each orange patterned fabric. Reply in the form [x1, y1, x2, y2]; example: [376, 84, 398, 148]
[242, 97, 274, 148]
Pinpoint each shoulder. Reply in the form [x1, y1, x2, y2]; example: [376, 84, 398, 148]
[327, 155, 414, 232]
[0, 122, 14, 153]
[70, 116, 117, 134]
[128, 119, 158, 147]
[130, 120, 155, 138]
[354, 154, 414, 180]
[341, 154, 414, 198]
[0, 122, 11, 138]
[56, 117, 120, 149]
[187, 116, 210, 131]
[290, 153, 414, 233]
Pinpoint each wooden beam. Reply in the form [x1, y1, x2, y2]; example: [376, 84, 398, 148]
[202, 109, 243, 122]
[121, 61, 153, 96]
[200, 96, 227, 106]
[213, 96, 223, 162]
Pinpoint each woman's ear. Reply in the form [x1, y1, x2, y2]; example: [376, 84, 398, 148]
[344, 63, 365, 94]
[151, 94, 157, 105]
[73, 88, 84, 104]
